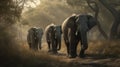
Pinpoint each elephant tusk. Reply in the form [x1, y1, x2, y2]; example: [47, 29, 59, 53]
[75, 32, 78, 36]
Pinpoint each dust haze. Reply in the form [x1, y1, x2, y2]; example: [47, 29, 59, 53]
[0, 0, 120, 67]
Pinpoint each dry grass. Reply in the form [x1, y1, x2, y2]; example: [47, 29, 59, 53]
[86, 40, 120, 57]
[60, 40, 120, 57]
[1, 39, 120, 67]
[0, 27, 120, 67]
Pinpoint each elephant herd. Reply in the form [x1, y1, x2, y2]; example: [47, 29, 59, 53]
[27, 24, 62, 54]
[27, 14, 102, 58]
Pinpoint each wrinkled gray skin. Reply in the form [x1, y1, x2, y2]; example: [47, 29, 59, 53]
[45, 24, 62, 54]
[27, 27, 43, 50]
[62, 14, 97, 58]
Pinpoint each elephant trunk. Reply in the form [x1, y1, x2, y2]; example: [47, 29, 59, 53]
[57, 38, 61, 50]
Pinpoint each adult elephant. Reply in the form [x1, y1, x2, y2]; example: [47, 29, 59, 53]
[27, 27, 43, 50]
[62, 14, 107, 58]
[45, 24, 62, 54]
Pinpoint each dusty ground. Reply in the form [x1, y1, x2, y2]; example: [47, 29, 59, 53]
[35, 41, 120, 67]
[1, 40, 119, 67]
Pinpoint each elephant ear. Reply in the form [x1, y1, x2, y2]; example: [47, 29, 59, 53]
[80, 16, 89, 32]
[75, 15, 89, 36]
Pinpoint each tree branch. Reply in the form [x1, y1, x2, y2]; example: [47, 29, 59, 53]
[86, 0, 108, 39]
[99, 0, 120, 39]
[99, 0, 119, 18]
[86, 0, 99, 12]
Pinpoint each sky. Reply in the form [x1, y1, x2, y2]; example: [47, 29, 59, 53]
[23, 0, 41, 12]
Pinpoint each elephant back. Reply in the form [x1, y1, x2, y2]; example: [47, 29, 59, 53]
[27, 27, 38, 43]
[45, 24, 56, 39]
[36, 28, 43, 40]
[62, 15, 77, 34]
[62, 16, 75, 28]
[37, 28, 43, 36]
[54, 25, 62, 38]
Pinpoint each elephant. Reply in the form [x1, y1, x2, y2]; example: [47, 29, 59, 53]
[45, 23, 62, 54]
[27, 27, 43, 50]
[62, 14, 105, 58]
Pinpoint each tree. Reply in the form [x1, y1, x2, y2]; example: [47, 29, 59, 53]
[86, 0, 108, 39]
[99, 0, 120, 39]
[66, 0, 108, 39]
[66, 0, 120, 40]
[0, 0, 25, 25]
[0, 0, 37, 25]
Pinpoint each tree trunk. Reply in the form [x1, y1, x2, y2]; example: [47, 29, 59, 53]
[99, 0, 120, 39]
[87, 0, 108, 39]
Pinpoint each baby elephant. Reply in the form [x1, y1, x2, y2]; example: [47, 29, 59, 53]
[27, 27, 43, 51]
[45, 24, 62, 54]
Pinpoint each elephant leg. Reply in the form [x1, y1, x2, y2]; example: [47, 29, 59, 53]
[63, 35, 70, 56]
[55, 39, 58, 52]
[73, 38, 79, 57]
[34, 44, 37, 51]
[47, 41, 51, 52]
[69, 34, 79, 58]
[31, 43, 34, 50]
[52, 40, 58, 54]
[51, 40, 54, 53]
[36, 44, 39, 51]
[34, 41, 39, 51]
[79, 32, 88, 58]
[35, 40, 39, 50]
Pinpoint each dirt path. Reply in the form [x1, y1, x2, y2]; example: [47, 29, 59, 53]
[40, 51, 120, 67]
[38, 43, 120, 67]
